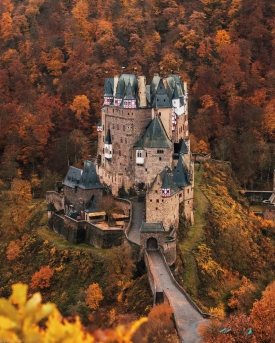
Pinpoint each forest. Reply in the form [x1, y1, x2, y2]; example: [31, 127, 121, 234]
[1, 0, 275, 342]
[0, 0, 274, 188]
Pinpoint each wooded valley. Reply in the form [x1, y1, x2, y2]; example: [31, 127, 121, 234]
[0, 0, 275, 188]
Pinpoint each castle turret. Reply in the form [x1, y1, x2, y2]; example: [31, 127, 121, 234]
[161, 172, 171, 198]
[104, 129, 112, 159]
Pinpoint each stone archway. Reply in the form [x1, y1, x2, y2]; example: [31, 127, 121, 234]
[147, 237, 158, 251]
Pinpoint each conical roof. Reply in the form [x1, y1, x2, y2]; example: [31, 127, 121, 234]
[105, 129, 112, 144]
[173, 156, 190, 187]
[79, 160, 103, 190]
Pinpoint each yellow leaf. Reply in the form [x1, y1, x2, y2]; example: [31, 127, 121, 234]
[10, 283, 28, 307]
[0, 315, 16, 330]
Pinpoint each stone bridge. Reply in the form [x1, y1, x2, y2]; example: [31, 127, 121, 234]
[127, 200, 209, 343]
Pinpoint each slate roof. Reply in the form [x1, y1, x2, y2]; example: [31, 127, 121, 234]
[104, 78, 114, 97]
[63, 166, 82, 188]
[151, 78, 171, 108]
[140, 222, 165, 232]
[78, 160, 103, 190]
[115, 79, 125, 99]
[124, 81, 136, 100]
[63, 161, 102, 190]
[105, 129, 112, 144]
[179, 139, 188, 154]
[134, 116, 172, 149]
[173, 156, 191, 187]
[159, 169, 180, 196]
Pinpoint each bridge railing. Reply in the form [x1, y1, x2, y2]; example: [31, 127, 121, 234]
[144, 250, 157, 304]
[157, 250, 210, 318]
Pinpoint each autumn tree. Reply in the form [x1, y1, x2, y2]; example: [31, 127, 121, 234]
[251, 281, 275, 342]
[70, 95, 90, 128]
[85, 283, 104, 310]
[104, 245, 135, 302]
[133, 304, 178, 343]
[30, 266, 54, 290]
[6, 240, 21, 261]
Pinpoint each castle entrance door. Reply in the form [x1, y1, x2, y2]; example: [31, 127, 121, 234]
[147, 237, 158, 251]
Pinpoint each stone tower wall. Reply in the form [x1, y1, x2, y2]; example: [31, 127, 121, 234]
[146, 176, 180, 231]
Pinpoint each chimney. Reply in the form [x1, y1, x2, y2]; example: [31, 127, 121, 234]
[138, 75, 147, 107]
[114, 75, 119, 97]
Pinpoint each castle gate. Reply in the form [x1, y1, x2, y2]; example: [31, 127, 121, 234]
[147, 237, 158, 250]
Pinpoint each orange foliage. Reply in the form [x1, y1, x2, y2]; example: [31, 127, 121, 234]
[6, 240, 21, 261]
[31, 266, 54, 290]
[251, 281, 275, 342]
[85, 283, 104, 310]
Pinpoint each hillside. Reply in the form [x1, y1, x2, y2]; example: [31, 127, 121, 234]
[176, 161, 275, 316]
[0, 0, 275, 189]
[0, 194, 153, 327]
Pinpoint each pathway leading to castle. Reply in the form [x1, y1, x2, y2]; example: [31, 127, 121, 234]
[127, 197, 207, 342]
[147, 250, 206, 343]
[127, 200, 144, 245]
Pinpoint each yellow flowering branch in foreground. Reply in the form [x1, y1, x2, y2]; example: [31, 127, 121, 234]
[0, 283, 147, 343]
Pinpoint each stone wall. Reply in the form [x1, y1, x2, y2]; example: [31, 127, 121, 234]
[244, 191, 272, 204]
[134, 147, 173, 188]
[140, 231, 176, 266]
[99, 106, 152, 194]
[49, 213, 124, 248]
[46, 191, 64, 212]
[262, 203, 275, 221]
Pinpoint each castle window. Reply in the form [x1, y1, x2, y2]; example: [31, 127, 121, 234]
[150, 199, 152, 202]
[119, 150, 121, 156]
[113, 109, 114, 113]
[157, 150, 164, 154]
[103, 125, 104, 130]
[155, 190, 158, 193]
[102, 148, 104, 153]
[188, 189, 189, 194]
[117, 124, 119, 130]
[156, 207, 158, 210]
[156, 199, 159, 203]
[159, 112, 161, 116]
[120, 137, 123, 143]
[123, 125, 125, 131]
[159, 157, 162, 161]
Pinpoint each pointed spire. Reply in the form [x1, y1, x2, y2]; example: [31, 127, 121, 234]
[105, 129, 112, 144]
[173, 156, 190, 187]
[124, 81, 136, 100]
[179, 139, 188, 154]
